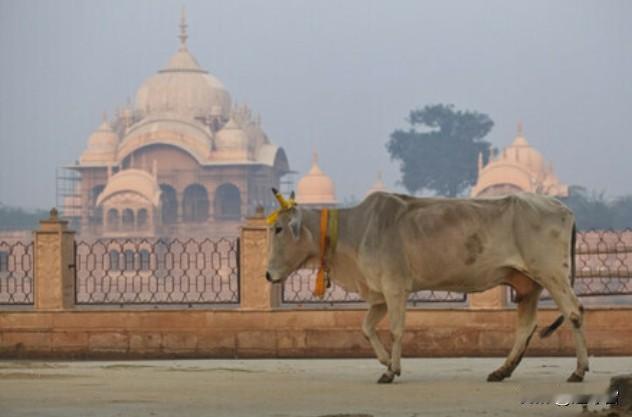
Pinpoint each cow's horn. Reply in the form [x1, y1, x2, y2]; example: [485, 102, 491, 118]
[272, 189, 292, 209]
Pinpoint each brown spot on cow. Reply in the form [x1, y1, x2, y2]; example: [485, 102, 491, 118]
[550, 229, 561, 238]
[464, 233, 484, 265]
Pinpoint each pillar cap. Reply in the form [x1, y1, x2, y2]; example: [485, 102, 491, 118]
[37, 207, 70, 232]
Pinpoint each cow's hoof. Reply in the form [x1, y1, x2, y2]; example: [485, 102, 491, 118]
[487, 370, 506, 382]
[378, 373, 395, 384]
[566, 372, 583, 383]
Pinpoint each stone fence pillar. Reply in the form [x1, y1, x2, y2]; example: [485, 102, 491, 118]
[33, 208, 76, 310]
[469, 287, 507, 309]
[239, 208, 280, 310]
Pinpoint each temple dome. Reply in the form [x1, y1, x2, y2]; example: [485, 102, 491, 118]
[296, 152, 336, 205]
[134, 18, 231, 120]
[366, 171, 387, 197]
[471, 123, 567, 197]
[80, 119, 119, 165]
[96, 169, 161, 207]
[214, 119, 249, 160]
[503, 131, 545, 172]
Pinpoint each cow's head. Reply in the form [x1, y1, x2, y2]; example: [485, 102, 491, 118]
[265, 189, 317, 283]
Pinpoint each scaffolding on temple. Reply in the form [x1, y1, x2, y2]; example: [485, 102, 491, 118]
[55, 166, 83, 230]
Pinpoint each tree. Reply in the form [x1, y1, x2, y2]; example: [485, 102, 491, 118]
[561, 187, 632, 230]
[386, 104, 494, 197]
[0, 204, 49, 231]
[611, 195, 632, 229]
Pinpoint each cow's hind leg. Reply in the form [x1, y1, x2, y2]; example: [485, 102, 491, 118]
[362, 302, 390, 368]
[543, 279, 589, 382]
[488, 277, 542, 382]
[378, 291, 408, 384]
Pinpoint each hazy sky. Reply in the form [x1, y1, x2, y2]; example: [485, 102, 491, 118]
[1, 0, 631, 209]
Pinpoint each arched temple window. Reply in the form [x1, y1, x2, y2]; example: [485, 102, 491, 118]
[214, 183, 241, 220]
[107, 209, 119, 231]
[160, 184, 177, 224]
[183, 184, 209, 223]
[137, 209, 148, 229]
[122, 209, 135, 228]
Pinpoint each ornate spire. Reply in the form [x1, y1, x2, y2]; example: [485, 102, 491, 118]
[517, 121, 524, 137]
[178, 6, 188, 50]
[312, 149, 319, 165]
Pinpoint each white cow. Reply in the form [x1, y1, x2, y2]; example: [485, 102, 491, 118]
[265, 190, 588, 383]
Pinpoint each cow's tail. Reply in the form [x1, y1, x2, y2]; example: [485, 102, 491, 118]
[539, 222, 576, 338]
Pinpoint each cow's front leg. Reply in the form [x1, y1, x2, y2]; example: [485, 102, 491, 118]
[378, 291, 408, 384]
[362, 302, 390, 368]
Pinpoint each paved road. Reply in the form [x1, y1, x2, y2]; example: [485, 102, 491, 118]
[0, 357, 627, 417]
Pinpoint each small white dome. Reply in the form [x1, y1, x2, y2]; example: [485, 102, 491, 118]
[80, 119, 119, 165]
[296, 152, 336, 205]
[96, 168, 161, 207]
[366, 171, 387, 197]
[214, 119, 249, 160]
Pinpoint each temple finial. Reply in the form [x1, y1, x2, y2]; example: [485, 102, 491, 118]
[179, 6, 188, 50]
[312, 149, 319, 165]
[517, 121, 524, 136]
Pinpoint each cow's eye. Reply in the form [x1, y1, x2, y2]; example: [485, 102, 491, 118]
[275, 226, 282, 235]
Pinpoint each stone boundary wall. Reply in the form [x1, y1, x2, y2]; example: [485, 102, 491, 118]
[1, 210, 631, 359]
[1, 307, 630, 359]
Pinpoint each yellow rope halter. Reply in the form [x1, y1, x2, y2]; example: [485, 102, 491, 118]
[266, 189, 296, 225]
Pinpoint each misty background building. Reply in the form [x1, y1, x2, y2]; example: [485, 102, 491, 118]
[50, 11, 573, 240]
[471, 123, 568, 198]
[59, 13, 290, 238]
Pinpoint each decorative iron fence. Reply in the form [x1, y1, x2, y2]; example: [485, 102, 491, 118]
[75, 237, 240, 306]
[286, 230, 632, 307]
[574, 229, 632, 296]
[0, 240, 34, 305]
[282, 267, 466, 306]
[507, 229, 632, 303]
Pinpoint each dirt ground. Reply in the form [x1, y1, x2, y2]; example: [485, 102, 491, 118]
[0, 357, 628, 417]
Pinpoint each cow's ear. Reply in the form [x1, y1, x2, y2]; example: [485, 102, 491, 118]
[288, 207, 303, 241]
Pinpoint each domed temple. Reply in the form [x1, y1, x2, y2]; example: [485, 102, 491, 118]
[366, 171, 387, 197]
[470, 123, 568, 198]
[63, 12, 290, 237]
[296, 152, 337, 208]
